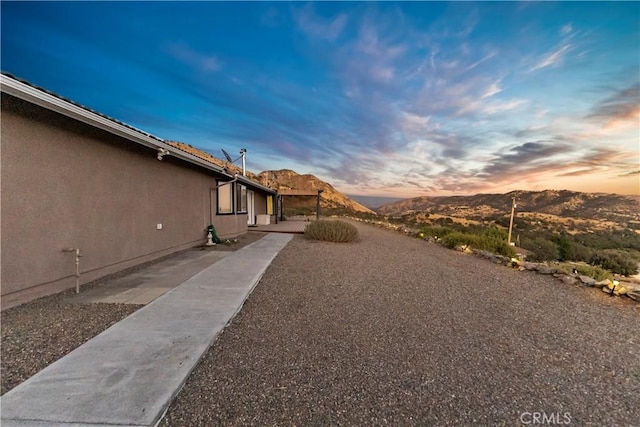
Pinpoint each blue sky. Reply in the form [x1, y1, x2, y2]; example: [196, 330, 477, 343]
[2, 1, 638, 196]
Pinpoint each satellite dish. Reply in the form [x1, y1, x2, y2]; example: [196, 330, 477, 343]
[221, 148, 233, 163]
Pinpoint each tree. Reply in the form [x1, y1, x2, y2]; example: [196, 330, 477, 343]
[523, 237, 559, 262]
[590, 250, 639, 276]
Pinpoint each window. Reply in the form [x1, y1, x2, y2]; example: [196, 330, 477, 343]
[236, 183, 247, 213]
[267, 195, 274, 215]
[217, 181, 233, 214]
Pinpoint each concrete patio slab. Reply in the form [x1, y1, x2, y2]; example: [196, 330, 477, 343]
[0, 233, 294, 427]
[69, 250, 233, 305]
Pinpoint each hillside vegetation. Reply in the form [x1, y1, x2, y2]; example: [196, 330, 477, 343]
[377, 190, 640, 276]
[378, 190, 639, 228]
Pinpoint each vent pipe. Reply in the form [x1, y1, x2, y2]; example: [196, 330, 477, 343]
[240, 148, 246, 176]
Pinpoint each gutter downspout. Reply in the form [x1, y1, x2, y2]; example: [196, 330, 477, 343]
[62, 248, 82, 293]
[214, 174, 239, 190]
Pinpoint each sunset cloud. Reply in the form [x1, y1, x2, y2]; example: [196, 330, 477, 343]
[2, 1, 637, 197]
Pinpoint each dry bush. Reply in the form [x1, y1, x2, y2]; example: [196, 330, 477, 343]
[305, 220, 358, 243]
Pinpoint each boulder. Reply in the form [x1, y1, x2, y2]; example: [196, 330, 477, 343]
[621, 282, 640, 301]
[535, 265, 556, 275]
[594, 279, 611, 288]
[562, 275, 578, 286]
[578, 275, 597, 287]
[601, 281, 631, 297]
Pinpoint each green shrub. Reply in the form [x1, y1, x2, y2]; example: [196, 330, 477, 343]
[522, 237, 559, 262]
[305, 220, 358, 243]
[555, 263, 612, 281]
[590, 249, 639, 276]
[417, 226, 456, 239]
[442, 232, 480, 249]
[479, 237, 517, 257]
[483, 226, 508, 240]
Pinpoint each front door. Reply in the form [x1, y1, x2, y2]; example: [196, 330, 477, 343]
[247, 190, 255, 225]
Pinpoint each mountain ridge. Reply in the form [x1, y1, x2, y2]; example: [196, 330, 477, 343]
[161, 143, 374, 215]
[257, 169, 375, 214]
[377, 189, 639, 225]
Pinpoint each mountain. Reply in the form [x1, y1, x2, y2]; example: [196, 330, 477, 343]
[347, 195, 407, 209]
[377, 190, 639, 226]
[257, 170, 375, 214]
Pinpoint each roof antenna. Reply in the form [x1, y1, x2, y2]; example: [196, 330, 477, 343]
[220, 148, 247, 176]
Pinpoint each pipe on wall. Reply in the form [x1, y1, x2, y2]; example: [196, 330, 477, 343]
[62, 248, 82, 293]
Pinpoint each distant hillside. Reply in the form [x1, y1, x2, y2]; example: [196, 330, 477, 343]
[347, 195, 407, 209]
[258, 170, 375, 215]
[377, 190, 639, 226]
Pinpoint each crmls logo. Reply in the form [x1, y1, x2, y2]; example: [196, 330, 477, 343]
[520, 411, 572, 425]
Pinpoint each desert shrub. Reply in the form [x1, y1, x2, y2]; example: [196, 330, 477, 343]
[479, 237, 517, 257]
[284, 207, 314, 217]
[441, 231, 516, 257]
[483, 226, 508, 240]
[555, 263, 612, 281]
[522, 237, 559, 262]
[442, 232, 480, 249]
[305, 220, 358, 243]
[417, 226, 456, 239]
[590, 249, 639, 276]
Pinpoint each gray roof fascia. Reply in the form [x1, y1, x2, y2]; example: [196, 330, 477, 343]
[236, 175, 276, 194]
[0, 74, 231, 178]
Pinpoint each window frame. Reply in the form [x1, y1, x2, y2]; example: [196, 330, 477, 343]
[236, 183, 248, 213]
[217, 181, 234, 215]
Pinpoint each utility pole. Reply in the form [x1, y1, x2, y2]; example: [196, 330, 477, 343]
[507, 197, 516, 246]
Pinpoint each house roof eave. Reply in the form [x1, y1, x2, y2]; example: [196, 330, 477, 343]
[236, 175, 276, 194]
[0, 74, 233, 179]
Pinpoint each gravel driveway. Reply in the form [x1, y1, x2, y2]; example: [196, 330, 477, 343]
[162, 222, 639, 426]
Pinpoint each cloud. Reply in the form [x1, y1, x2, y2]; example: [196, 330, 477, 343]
[292, 4, 348, 42]
[481, 80, 502, 99]
[165, 42, 221, 72]
[481, 141, 570, 176]
[465, 50, 497, 72]
[587, 83, 640, 130]
[561, 23, 572, 35]
[530, 44, 571, 71]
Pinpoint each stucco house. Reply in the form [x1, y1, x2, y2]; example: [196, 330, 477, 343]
[1, 73, 275, 309]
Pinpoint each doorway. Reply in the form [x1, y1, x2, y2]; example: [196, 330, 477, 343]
[247, 190, 255, 225]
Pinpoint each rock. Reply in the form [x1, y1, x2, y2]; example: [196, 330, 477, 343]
[594, 279, 611, 288]
[615, 285, 628, 296]
[562, 275, 578, 286]
[455, 245, 472, 253]
[578, 275, 597, 287]
[600, 281, 631, 297]
[536, 265, 556, 275]
[522, 262, 538, 271]
[620, 282, 640, 301]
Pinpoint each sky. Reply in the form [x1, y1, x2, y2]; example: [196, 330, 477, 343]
[1, 1, 639, 197]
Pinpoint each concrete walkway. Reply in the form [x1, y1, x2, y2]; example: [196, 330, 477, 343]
[70, 250, 233, 305]
[0, 233, 293, 427]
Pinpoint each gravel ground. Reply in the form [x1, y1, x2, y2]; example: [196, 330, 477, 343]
[162, 222, 639, 426]
[1, 296, 141, 394]
[1, 232, 266, 395]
